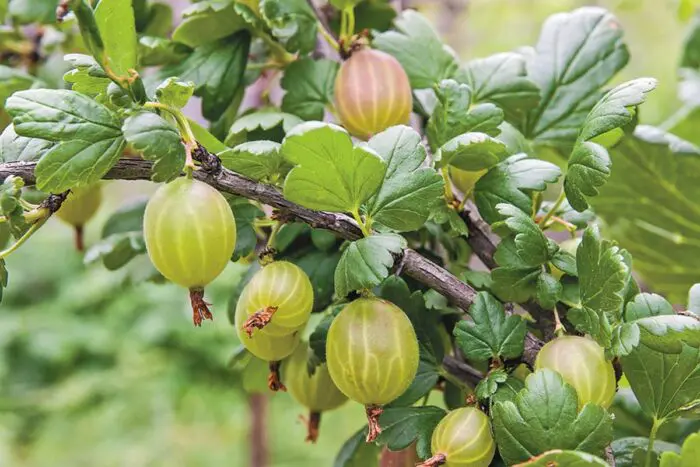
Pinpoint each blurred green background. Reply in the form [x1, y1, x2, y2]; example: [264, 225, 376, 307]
[0, 0, 691, 466]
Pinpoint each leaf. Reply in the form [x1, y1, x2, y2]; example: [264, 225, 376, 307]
[564, 142, 611, 212]
[219, 141, 289, 182]
[625, 293, 674, 321]
[0, 176, 29, 238]
[592, 126, 700, 302]
[164, 32, 251, 121]
[0, 258, 7, 303]
[377, 406, 446, 459]
[291, 250, 342, 312]
[188, 119, 227, 154]
[536, 273, 562, 310]
[475, 368, 509, 400]
[226, 197, 264, 261]
[172, 0, 246, 48]
[139, 37, 191, 67]
[660, 431, 700, 467]
[621, 343, 700, 421]
[515, 450, 609, 467]
[491, 267, 540, 304]
[426, 79, 503, 150]
[366, 126, 444, 232]
[85, 199, 148, 270]
[373, 10, 458, 89]
[334, 428, 381, 467]
[495, 204, 555, 267]
[492, 369, 614, 465]
[226, 110, 303, 146]
[94, 0, 138, 78]
[0, 65, 41, 108]
[0, 125, 53, 163]
[525, 7, 629, 150]
[474, 154, 561, 224]
[551, 250, 578, 277]
[260, 0, 317, 55]
[439, 132, 510, 172]
[568, 226, 629, 348]
[155, 78, 195, 109]
[309, 309, 340, 364]
[389, 349, 439, 407]
[7, 0, 55, 24]
[280, 58, 339, 121]
[333, 233, 406, 297]
[122, 112, 185, 183]
[612, 437, 681, 467]
[63, 67, 110, 97]
[6, 89, 125, 192]
[454, 291, 527, 362]
[458, 52, 540, 125]
[281, 122, 386, 213]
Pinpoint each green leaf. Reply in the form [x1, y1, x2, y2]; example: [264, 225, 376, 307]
[525, 7, 629, 150]
[390, 349, 439, 407]
[334, 233, 406, 297]
[155, 78, 195, 109]
[537, 273, 562, 309]
[377, 406, 446, 459]
[660, 431, 700, 467]
[282, 122, 386, 212]
[439, 132, 510, 172]
[621, 343, 700, 421]
[0, 125, 53, 163]
[458, 52, 540, 125]
[551, 250, 578, 277]
[188, 119, 227, 154]
[0, 65, 42, 108]
[219, 141, 289, 182]
[94, 0, 138, 78]
[139, 37, 191, 67]
[0, 176, 29, 238]
[495, 204, 555, 267]
[475, 368, 509, 400]
[592, 126, 700, 303]
[612, 437, 681, 467]
[85, 199, 147, 270]
[226, 197, 264, 261]
[7, 0, 55, 24]
[427, 79, 503, 150]
[6, 89, 125, 192]
[226, 110, 303, 146]
[564, 141, 611, 212]
[122, 111, 185, 183]
[334, 428, 381, 467]
[474, 154, 561, 224]
[260, 0, 317, 55]
[492, 369, 614, 465]
[164, 32, 251, 121]
[309, 308, 341, 364]
[625, 293, 674, 321]
[63, 67, 111, 97]
[568, 226, 629, 348]
[516, 450, 609, 466]
[366, 126, 444, 232]
[280, 58, 339, 121]
[172, 0, 246, 48]
[329, 0, 362, 8]
[454, 291, 527, 362]
[373, 10, 458, 89]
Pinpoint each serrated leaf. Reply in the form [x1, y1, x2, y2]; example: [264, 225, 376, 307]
[492, 369, 614, 465]
[172, 0, 246, 48]
[0, 125, 53, 163]
[660, 431, 700, 467]
[219, 141, 289, 182]
[525, 7, 629, 150]
[377, 406, 446, 459]
[458, 52, 540, 125]
[156, 78, 194, 109]
[94, 0, 138, 78]
[568, 226, 628, 348]
[454, 291, 527, 362]
[334, 428, 381, 467]
[475, 368, 509, 400]
[551, 250, 578, 277]
[6, 90, 125, 192]
[592, 126, 700, 303]
[564, 141, 611, 212]
[280, 58, 339, 121]
[122, 112, 185, 183]
[282, 122, 386, 213]
[139, 37, 191, 67]
[366, 126, 443, 232]
[612, 437, 681, 467]
[333, 233, 406, 297]
[373, 10, 458, 89]
[515, 450, 609, 466]
[85, 199, 148, 270]
[260, 0, 317, 55]
[226, 110, 303, 146]
[427, 79, 503, 150]
[474, 154, 561, 224]
[495, 204, 554, 267]
[491, 267, 541, 304]
[0, 65, 41, 108]
[63, 68, 110, 97]
[536, 273, 562, 309]
[439, 132, 510, 172]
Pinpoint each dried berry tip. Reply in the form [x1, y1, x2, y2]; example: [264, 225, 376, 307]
[74, 225, 84, 252]
[301, 411, 321, 443]
[267, 361, 286, 392]
[417, 453, 447, 467]
[242, 306, 278, 337]
[365, 405, 383, 443]
[189, 288, 213, 327]
[192, 143, 222, 175]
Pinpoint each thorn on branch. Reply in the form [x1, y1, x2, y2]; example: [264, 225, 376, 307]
[192, 143, 222, 176]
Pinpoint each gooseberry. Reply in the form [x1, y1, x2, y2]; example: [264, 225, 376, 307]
[334, 48, 413, 140]
[450, 167, 487, 198]
[56, 183, 102, 251]
[326, 297, 419, 442]
[535, 335, 616, 408]
[282, 342, 347, 442]
[237, 261, 313, 337]
[143, 177, 236, 326]
[419, 407, 495, 467]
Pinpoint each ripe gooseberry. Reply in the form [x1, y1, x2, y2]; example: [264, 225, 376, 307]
[143, 177, 236, 326]
[282, 342, 347, 442]
[450, 167, 487, 198]
[326, 297, 419, 442]
[237, 261, 313, 338]
[334, 48, 412, 140]
[419, 407, 495, 467]
[56, 183, 102, 251]
[535, 335, 616, 408]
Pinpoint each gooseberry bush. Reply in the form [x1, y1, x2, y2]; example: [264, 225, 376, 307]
[1, 1, 700, 466]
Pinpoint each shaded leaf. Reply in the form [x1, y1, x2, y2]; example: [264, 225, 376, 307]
[377, 406, 446, 459]
[281, 58, 339, 121]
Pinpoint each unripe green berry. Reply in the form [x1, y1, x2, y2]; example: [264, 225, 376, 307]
[235, 305, 302, 361]
[450, 167, 487, 197]
[424, 407, 495, 467]
[56, 183, 102, 227]
[283, 342, 347, 412]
